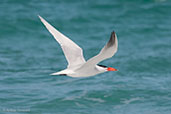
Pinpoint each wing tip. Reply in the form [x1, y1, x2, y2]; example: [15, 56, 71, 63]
[38, 15, 44, 21]
[107, 30, 116, 47]
[111, 31, 115, 35]
[37, 14, 40, 17]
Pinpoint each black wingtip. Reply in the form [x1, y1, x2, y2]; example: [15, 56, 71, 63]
[111, 31, 115, 35]
[107, 31, 116, 47]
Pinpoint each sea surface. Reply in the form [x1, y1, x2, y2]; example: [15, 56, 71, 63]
[0, 0, 171, 113]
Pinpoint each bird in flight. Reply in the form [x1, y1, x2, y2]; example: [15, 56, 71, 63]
[39, 16, 118, 77]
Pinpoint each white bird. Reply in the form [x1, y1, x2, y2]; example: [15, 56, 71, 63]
[38, 15, 118, 77]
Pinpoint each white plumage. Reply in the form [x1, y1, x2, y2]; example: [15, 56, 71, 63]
[39, 15, 118, 77]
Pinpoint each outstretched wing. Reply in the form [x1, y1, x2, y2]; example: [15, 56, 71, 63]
[39, 16, 86, 68]
[82, 31, 118, 68]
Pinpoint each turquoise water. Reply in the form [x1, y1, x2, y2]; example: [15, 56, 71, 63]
[0, 0, 171, 113]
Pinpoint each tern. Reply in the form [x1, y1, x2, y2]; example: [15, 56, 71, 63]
[39, 16, 118, 77]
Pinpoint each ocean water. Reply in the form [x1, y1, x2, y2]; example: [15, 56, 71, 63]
[0, 0, 171, 113]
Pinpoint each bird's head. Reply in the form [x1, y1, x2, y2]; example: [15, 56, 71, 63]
[97, 64, 117, 72]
